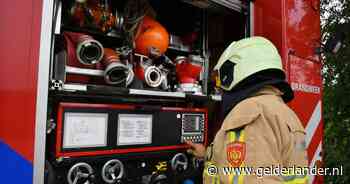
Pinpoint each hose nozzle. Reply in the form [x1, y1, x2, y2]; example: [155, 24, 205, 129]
[103, 48, 133, 85]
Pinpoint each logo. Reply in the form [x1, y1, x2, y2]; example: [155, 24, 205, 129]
[206, 164, 218, 176]
[227, 141, 246, 167]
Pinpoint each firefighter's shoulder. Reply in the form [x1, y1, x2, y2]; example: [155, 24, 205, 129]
[222, 97, 262, 131]
[253, 93, 305, 133]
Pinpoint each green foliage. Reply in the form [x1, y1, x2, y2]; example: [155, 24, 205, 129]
[321, 0, 350, 183]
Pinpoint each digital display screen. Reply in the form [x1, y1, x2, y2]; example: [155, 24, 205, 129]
[117, 114, 153, 146]
[183, 114, 202, 133]
[63, 112, 108, 149]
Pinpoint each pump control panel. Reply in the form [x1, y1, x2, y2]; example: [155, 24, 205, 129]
[54, 102, 208, 158]
[181, 114, 205, 143]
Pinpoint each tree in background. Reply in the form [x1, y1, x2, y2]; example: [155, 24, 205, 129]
[321, 0, 350, 183]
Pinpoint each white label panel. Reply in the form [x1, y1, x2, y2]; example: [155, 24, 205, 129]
[117, 114, 153, 146]
[63, 112, 108, 149]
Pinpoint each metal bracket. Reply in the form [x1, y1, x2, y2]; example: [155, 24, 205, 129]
[49, 80, 64, 90]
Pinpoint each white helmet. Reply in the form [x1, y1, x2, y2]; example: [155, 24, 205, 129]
[214, 37, 284, 91]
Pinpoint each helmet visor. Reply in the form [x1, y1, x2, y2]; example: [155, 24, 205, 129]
[218, 60, 236, 89]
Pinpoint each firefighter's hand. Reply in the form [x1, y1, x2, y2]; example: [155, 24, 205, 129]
[185, 141, 206, 159]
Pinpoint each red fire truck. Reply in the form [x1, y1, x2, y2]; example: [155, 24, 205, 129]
[0, 0, 322, 183]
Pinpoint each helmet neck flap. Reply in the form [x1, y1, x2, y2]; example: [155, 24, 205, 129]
[220, 69, 294, 117]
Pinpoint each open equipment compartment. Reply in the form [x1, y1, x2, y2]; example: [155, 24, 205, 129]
[49, 0, 248, 98]
[45, 1, 249, 184]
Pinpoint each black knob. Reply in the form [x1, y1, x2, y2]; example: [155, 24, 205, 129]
[177, 166, 184, 173]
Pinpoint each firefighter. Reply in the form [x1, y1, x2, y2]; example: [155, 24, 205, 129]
[186, 37, 308, 184]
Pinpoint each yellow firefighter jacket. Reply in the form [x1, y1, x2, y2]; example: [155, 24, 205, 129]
[204, 86, 308, 184]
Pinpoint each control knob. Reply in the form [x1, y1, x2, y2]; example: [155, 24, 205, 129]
[101, 159, 125, 184]
[171, 153, 188, 172]
[67, 162, 94, 184]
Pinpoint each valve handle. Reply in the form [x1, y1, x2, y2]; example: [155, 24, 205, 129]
[101, 159, 125, 184]
[171, 153, 189, 172]
[67, 162, 94, 184]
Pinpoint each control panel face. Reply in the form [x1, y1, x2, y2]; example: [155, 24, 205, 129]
[181, 113, 205, 143]
[56, 103, 207, 157]
[50, 103, 207, 183]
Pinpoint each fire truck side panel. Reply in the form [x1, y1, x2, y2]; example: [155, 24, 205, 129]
[0, 0, 44, 183]
[288, 55, 324, 184]
[285, 0, 321, 61]
[253, 1, 323, 183]
[252, 0, 283, 58]
[283, 1, 323, 184]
